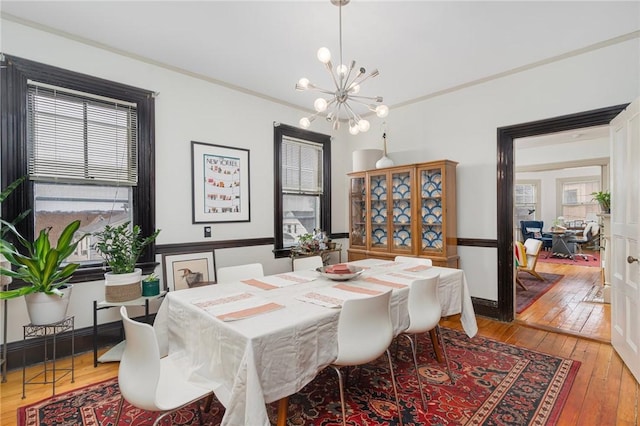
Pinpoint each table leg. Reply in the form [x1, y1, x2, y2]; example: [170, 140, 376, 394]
[430, 329, 444, 363]
[276, 397, 289, 426]
[93, 300, 98, 367]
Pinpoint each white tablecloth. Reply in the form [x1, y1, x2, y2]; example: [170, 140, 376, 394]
[153, 260, 477, 425]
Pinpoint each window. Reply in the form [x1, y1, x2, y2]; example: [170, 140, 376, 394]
[558, 176, 600, 222]
[273, 124, 331, 257]
[1, 55, 155, 280]
[514, 181, 539, 226]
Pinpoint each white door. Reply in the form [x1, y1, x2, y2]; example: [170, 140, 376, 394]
[610, 98, 640, 383]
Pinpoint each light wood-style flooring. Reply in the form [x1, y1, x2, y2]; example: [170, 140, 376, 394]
[1, 258, 636, 425]
[516, 250, 610, 342]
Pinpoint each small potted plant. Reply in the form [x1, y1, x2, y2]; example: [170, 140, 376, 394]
[142, 272, 160, 297]
[93, 221, 160, 302]
[591, 191, 611, 213]
[0, 219, 86, 325]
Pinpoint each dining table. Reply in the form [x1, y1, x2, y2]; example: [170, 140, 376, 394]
[153, 258, 478, 426]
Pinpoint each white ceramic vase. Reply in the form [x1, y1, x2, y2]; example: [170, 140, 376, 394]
[24, 285, 73, 325]
[375, 132, 394, 169]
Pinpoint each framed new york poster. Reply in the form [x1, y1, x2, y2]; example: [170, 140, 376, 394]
[191, 141, 250, 223]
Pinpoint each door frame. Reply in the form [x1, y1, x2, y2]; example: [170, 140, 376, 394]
[496, 104, 628, 321]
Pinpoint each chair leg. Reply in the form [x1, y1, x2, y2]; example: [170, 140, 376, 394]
[153, 411, 173, 426]
[516, 276, 527, 291]
[114, 395, 125, 425]
[385, 349, 404, 426]
[401, 333, 427, 410]
[435, 325, 455, 385]
[331, 365, 348, 426]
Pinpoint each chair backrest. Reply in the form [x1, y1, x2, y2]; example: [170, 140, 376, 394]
[293, 256, 324, 271]
[394, 255, 433, 266]
[217, 263, 264, 283]
[404, 275, 441, 334]
[520, 220, 544, 240]
[583, 221, 600, 240]
[118, 306, 162, 411]
[522, 238, 543, 269]
[334, 290, 393, 366]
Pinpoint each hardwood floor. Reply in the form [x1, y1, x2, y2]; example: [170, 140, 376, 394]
[516, 250, 610, 342]
[1, 261, 635, 425]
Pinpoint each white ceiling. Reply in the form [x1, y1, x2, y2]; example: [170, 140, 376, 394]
[1, 1, 639, 118]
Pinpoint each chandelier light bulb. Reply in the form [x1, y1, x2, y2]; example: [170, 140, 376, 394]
[358, 119, 370, 132]
[375, 105, 389, 118]
[336, 63, 348, 76]
[350, 84, 360, 94]
[297, 78, 310, 90]
[317, 47, 331, 64]
[299, 117, 311, 129]
[314, 98, 328, 112]
[349, 125, 360, 135]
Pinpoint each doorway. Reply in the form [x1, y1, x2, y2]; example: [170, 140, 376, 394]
[513, 139, 609, 340]
[495, 104, 628, 325]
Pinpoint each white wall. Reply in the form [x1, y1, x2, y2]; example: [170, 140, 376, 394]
[347, 37, 639, 300]
[1, 19, 639, 343]
[0, 19, 353, 343]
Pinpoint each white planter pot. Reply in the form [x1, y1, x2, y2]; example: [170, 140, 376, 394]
[24, 285, 73, 325]
[105, 268, 142, 302]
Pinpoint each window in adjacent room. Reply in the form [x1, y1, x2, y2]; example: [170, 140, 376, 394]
[514, 180, 540, 227]
[273, 124, 331, 257]
[558, 176, 601, 223]
[1, 55, 155, 280]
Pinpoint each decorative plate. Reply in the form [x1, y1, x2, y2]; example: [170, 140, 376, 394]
[316, 265, 364, 281]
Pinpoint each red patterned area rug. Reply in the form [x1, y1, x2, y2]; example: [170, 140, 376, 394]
[18, 329, 580, 426]
[516, 272, 565, 314]
[538, 250, 601, 267]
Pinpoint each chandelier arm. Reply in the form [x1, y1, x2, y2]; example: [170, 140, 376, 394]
[341, 60, 357, 91]
[347, 72, 378, 91]
[348, 95, 384, 102]
[324, 62, 341, 93]
[308, 87, 338, 96]
[343, 101, 362, 122]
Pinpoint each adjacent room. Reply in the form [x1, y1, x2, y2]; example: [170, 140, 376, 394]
[0, 1, 638, 425]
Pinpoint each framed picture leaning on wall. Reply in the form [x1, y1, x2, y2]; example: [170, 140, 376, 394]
[163, 251, 216, 291]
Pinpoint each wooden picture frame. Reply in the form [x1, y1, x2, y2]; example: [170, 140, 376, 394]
[191, 141, 250, 223]
[162, 251, 216, 291]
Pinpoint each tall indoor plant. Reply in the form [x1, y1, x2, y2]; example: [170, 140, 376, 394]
[93, 221, 160, 302]
[591, 191, 611, 213]
[0, 220, 85, 325]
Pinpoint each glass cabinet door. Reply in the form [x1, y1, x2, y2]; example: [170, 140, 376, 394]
[349, 175, 366, 248]
[369, 172, 388, 250]
[420, 167, 444, 255]
[391, 169, 413, 252]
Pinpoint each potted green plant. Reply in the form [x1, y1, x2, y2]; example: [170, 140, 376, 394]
[142, 272, 160, 297]
[93, 221, 160, 302]
[0, 219, 85, 325]
[591, 191, 611, 213]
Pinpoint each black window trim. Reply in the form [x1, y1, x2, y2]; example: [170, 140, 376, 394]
[1, 54, 156, 282]
[273, 123, 331, 258]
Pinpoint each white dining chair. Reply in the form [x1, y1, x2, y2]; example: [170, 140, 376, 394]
[394, 255, 433, 266]
[114, 306, 214, 426]
[293, 255, 323, 271]
[216, 263, 264, 283]
[398, 274, 454, 410]
[329, 290, 403, 426]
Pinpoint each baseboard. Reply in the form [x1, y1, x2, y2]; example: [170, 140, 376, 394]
[3, 315, 152, 372]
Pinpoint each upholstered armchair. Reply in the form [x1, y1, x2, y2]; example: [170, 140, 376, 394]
[520, 220, 553, 254]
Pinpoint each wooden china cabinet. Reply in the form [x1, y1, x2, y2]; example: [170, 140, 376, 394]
[347, 160, 459, 268]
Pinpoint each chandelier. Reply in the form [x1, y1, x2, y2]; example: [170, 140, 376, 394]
[296, 0, 388, 135]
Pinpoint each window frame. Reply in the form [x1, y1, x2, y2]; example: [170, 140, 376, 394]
[514, 179, 540, 227]
[556, 175, 600, 221]
[1, 54, 156, 282]
[273, 123, 331, 258]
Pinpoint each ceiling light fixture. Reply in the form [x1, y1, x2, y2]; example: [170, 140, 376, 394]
[296, 0, 388, 135]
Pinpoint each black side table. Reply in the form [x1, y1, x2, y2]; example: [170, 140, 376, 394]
[22, 316, 75, 399]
